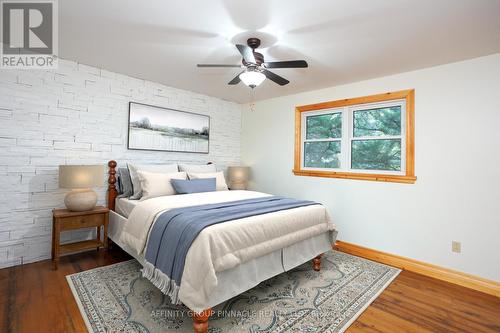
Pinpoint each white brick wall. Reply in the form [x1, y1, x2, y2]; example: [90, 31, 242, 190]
[0, 59, 243, 268]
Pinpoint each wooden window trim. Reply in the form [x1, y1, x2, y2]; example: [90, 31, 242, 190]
[293, 89, 416, 184]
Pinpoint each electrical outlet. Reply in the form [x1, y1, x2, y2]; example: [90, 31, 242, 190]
[452, 241, 461, 253]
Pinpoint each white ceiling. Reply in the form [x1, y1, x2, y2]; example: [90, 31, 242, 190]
[60, 0, 500, 103]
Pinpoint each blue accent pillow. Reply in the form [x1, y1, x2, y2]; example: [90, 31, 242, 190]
[171, 178, 216, 194]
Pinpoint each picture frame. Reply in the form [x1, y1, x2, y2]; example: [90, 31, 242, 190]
[127, 102, 210, 154]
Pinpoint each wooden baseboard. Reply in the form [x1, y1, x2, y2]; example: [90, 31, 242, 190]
[334, 240, 500, 298]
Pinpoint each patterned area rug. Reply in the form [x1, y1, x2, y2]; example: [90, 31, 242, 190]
[67, 251, 400, 333]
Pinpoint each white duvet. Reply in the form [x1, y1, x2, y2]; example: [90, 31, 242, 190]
[120, 190, 335, 312]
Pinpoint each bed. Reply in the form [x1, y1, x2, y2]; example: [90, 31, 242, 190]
[106, 160, 337, 333]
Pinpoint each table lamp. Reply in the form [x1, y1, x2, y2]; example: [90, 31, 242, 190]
[227, 166, 250, 190]
[59, 165, 104, 211]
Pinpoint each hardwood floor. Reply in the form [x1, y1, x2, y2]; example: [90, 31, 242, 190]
[1, 247, 499, 333]
[0, 247, 131, 333]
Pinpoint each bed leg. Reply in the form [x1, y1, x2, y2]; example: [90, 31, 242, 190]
[313, 254, 323, 271]
[192, 308, 212, 333]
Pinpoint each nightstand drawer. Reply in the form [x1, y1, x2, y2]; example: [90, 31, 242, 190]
[60, 213, 104, 231]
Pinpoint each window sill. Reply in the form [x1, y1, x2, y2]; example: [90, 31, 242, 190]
[292, 169, 417, 184]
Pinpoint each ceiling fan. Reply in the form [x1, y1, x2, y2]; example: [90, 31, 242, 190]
[197, 38, 308, 88]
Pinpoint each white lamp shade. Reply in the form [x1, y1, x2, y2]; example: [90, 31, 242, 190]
[228, 166, 250, 190]
[239, 71, 266, 88]
[59, 165, 104, 189]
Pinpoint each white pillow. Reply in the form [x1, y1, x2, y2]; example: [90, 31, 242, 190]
[128, 163, 178, 199]
[188, 171, 228, 191]
[137, 171, 187, 200]
[178, 164, 216, 173]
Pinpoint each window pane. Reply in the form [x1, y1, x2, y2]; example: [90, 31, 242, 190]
[353, 106, 401, 137]
[304, 141, 341, 168]
[351, 139, 401, 171]
[306, 113, 342, 139]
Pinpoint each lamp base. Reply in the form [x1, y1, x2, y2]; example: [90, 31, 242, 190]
[64, 189, 97, 212]
[229, 182, 247, 190]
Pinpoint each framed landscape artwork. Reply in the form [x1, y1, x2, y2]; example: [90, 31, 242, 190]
[127, 102, 210, 153]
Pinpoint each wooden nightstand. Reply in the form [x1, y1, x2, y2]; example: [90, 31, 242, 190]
[51, 206, 109, 270]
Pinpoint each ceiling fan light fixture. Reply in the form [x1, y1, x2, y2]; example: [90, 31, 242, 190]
[198, 38, 306, 87]
[239, 70, 266, 88]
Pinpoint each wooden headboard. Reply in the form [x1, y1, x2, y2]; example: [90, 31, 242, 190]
[107, 160, 118, 211]
[107, 160, 214, 211]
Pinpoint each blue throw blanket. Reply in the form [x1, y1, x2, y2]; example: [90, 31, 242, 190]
[142, 196, 319, 304]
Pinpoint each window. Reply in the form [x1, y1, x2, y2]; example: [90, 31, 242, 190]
[294, 90, 415, 183]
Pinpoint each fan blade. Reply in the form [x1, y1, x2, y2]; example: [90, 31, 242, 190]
[228, 72, 244, 85]
[263, 70, 289, 86]
[263, 60, 308, 68]
[197, 64, 242, 68]
[236, 44, 256, 64]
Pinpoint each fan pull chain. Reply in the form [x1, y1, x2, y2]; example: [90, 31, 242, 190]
[249, 87, 256, 111]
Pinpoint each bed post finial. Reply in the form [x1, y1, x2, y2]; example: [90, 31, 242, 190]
[107, 160, 117, 211]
